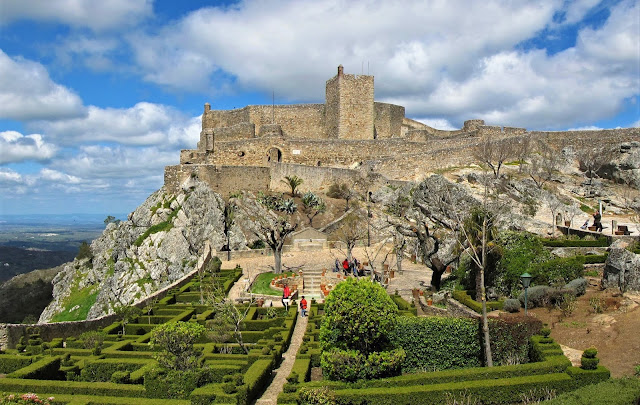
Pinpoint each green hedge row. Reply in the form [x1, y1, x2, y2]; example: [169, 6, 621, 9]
[545, 377, 640, 405]
[331, 372, 576, 405]
[0, 378, 146, 397]
[239, 358, 275, 405]
[80, 358, 152, 382]
[452, 290, 503, 313]
[35, 393, 191, 404]
[0, 354, 32, 373]
[7, 356, 62, 380]
[391, 316, 482, 372]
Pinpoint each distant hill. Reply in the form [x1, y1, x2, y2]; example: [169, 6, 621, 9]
[0, 246, 75, 283]
[0, 265, 62, 323]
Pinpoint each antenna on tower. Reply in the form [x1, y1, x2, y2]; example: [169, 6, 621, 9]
[361, 61, 364, 75]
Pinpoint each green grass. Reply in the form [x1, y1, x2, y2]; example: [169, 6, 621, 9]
[250, 271, 296, 295]
[579, 203, 593, 213]
[50, 284, 99, 322]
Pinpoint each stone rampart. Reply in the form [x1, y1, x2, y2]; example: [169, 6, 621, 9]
[165, 164, 271, 197]
[325, 67, 375, 139]
[214, 123, 256, 140]
[374, 102, 405, 139]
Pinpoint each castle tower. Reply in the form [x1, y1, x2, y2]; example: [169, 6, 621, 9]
[325, 65, 375, 139]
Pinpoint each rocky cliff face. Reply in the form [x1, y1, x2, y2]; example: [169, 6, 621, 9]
[39, 182, 244, 322]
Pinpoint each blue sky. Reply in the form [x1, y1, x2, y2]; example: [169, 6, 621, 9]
[0, 0, 638, 216]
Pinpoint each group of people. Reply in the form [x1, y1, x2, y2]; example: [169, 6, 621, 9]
[281, 284, 307, 317]
[335, 257, 366, 277]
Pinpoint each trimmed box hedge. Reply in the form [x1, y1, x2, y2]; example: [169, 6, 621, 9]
[0, 378, 146, 397]
[7, 356, 62, 380]
[542, 237, 609, 247]
[452, 290, 503, 313]
[80, 358, 152, 382]
[0, 354, 32, 373]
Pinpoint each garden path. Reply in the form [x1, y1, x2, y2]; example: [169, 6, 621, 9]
[254, 313, 308, 405]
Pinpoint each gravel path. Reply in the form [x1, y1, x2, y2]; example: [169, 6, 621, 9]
[254, 313, 309, 405]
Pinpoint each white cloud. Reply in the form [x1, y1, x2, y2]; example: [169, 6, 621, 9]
[54, 37, 120, 71]
[129, 0, 559, 98]
[0, 131, 58, 164]
[0, 168, 23, 184]
[30, 103, 200, 147]
[39, 168, 81, 184]
[53, 145, 178, 179]
[414, 118, 457, 131]
[126, 0, 638, 130]
[0, 50, 85, 121]
[0, 0, 153, 32]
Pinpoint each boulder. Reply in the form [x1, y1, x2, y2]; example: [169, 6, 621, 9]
[602, 248, 640, 292]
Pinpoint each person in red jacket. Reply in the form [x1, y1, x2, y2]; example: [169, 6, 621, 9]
[300, 296, 308, 317]
[282, 284, 291, 310]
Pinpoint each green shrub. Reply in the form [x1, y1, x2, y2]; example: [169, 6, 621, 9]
[144, 367, 212, 399]
[564, 278, 588, 296]
[495, 231, 551, 295]
[580, 357, 599, 370]
[518, 285, 551, 308]
[452, 290, 503, 313]
[110, 370, 131, 384]
[531, 257, 584, 286]
[582, 347, 598, 358]
[391, 316, 482, 372]
[488, 315, 542, 366]
[80, 358, 148, 382]
[0, 355, 32, 374]
[7, 356, 62, 380]
[544, 377, 640, 405]
[503, 298, 521, 313]
[582, 254, 608, 264]
[150, 321, 206, 371]
[298, 386, 336, 405]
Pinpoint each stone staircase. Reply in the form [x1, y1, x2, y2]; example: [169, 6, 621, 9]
[302, 267, 324, 299]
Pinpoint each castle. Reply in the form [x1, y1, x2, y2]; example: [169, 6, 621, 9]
[165, 66, 639, 196]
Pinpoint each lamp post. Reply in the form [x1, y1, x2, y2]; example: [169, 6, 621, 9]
[520, 272, 532, 316]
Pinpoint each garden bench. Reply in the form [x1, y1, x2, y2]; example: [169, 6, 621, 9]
[615, 225, 632, 235]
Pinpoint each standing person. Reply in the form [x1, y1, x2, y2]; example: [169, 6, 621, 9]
[593, 211, 603, 232]
[342, 259, 349, 275]
[334, 258, 340, 273]
[300, 296, 308, 317]
[282, 284, 291, 310]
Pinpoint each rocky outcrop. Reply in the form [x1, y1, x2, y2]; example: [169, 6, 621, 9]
[40, 182, 242, 322]
[598, 141, 640, 188]
[602, 247, 640, 293]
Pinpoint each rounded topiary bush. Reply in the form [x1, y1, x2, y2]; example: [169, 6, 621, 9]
[518, 285, 550, 308]
[583, 347, 598, 358]
[581, 356, 600, 370]
[565, 278, 588, 296]
[503, 298, 521, 313]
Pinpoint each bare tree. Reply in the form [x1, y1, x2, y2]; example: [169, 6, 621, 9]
[332, 211, 368, 261]
[239, 193, 299, 274]
[473, 135, 517, 178]
[527, 138, 561, 189]
[516, 135, 532, 173]
[206, 298, 255, 354]
[254, 216, 297, 274]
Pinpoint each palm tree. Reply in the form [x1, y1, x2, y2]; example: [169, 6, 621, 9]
[282, 175, 303, 197]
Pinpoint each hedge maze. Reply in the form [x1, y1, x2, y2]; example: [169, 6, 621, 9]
[0, 268, 299, 404]
[0, 268, 612, 404]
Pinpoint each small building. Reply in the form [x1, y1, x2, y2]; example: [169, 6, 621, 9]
[289, 228, 328, 251]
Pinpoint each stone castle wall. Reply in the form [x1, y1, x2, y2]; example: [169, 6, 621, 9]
[164, 164, 271, 197]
